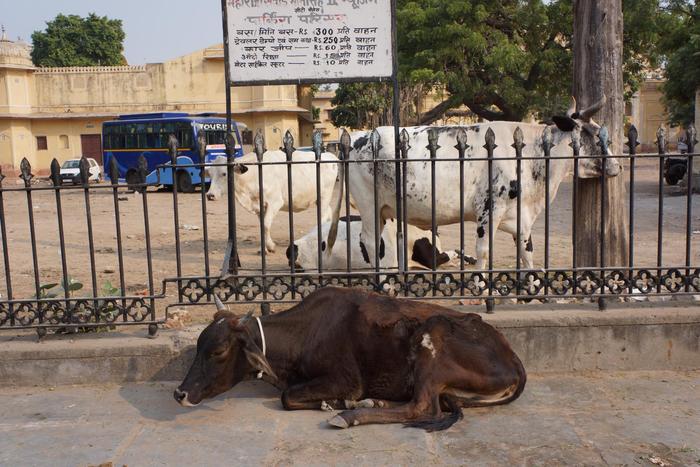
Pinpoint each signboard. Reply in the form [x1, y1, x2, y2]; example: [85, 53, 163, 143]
[226, 0, 394, 84]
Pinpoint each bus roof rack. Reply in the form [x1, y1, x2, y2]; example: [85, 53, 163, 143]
[117, 112, 190, 120]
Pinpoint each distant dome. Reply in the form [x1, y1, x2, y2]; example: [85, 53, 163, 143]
[0, 27, 33, 69]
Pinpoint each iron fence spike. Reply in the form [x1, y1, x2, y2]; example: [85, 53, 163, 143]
[254, 129, 266, 162]
[50, 159, 62, 186]
[79, 156, 90, 185]
[20, 157, 33, 186]
[598, 126, 610, 155]
[656, 126, 667, 153]
[370, 129, 381, 155]
[283, 130, 295, 154]
[484, 128, 497, 151]
[109, 155, 120, 185]
[455, 128, 468, 150]
[312, 130, 323, 159]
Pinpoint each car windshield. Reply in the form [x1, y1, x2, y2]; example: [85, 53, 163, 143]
[61, 160, 80, 169]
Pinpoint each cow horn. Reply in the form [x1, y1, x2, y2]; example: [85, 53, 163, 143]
[579, 95, 606, 121]
[239, 310, 255, 324]
[566, 96, 577, 118]
[214, 295, 228, 313]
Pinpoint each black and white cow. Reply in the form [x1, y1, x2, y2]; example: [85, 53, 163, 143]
[326, 98, 621, 270]
[286, 216, 474, 272]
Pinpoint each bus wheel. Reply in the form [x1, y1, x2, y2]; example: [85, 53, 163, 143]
[177, 171, 195, 193]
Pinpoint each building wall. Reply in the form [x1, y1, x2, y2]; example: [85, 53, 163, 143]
[34, 66, 165, 114]
[1, 68, 32, 114]
[0, 42, 312, 172]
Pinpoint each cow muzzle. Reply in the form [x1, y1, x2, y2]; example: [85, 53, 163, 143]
[603, 158, 622, 177]
[173, 388, 199, 407]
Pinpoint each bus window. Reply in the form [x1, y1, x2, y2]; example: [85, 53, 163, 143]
[205, 131, 228, 146]
[137, 134, 148, 148]
[125, 134, 138, 149]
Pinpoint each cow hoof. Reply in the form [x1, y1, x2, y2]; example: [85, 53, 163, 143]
[328, 415, 349, 429]
[321, 401, 334, 412]
[355, 399, 375, 408]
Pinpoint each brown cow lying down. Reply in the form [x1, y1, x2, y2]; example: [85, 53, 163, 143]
[174, 287, 526, 431]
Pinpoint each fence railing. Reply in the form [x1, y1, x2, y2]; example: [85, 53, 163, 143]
[0, 123, 697, 336]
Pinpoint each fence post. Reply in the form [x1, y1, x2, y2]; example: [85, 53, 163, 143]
[340, 129, 353, 275]
[484, 128, 497, 313]
[168, 136, 183, 303]
[370, 129, 381, 280]
[313, 130, 324, 276]
[282, 130, 296, 298]
[656, 126, 666, 293]
[108, 156, 127, 322]
[684, 125, 697, 292]
[426, 128, 440, 296]
[399, 129, 411, 275]
[512, 127, 525, 297]
[0, 165, 13, 329]
[20, 158, 41, 314]
[254, 130, 269, 311]
[597, 127, 610, 311]
[542, 126, 554, 298]
[223, 131, 241, 281]
[626, 125, 639, 295]
[454, 129, 469, 297]
[198, 132, 212, 301]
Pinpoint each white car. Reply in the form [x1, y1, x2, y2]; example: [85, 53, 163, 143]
[60, 158, 102, 184]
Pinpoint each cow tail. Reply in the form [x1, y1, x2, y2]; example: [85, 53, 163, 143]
[325, 153, 345, 254]
[404, 394, 464, 432]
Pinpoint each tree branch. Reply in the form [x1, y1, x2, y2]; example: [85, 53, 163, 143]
[416, 98, 461, 125]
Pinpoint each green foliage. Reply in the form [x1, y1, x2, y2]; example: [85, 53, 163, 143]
[31, 13, 126, 67]
[331, 83, 393, 129]
[101, 281, 121, 297]
[37, 277, 83, 299]
[332, 0, 684, 126]
[661, 2, 699, 126]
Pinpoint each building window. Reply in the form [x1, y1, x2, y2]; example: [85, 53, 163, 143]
[60, 135, 70, 149]
[36, 136, 48, 151]
[242, 130, 253, 145]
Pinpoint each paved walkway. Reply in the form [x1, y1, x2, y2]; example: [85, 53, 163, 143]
[1, 372, 699, 466]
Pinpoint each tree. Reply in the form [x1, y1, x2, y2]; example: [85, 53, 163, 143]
[31, 13, 126, 67]
[572, 0, 628, 272]
[332, 0, 678, 127]
[662, 1, 699, 126]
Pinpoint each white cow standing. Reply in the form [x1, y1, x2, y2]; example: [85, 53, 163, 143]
[206, 151, 340, 253]
[286, 216, 471, 272]
[326, 98, 622, 271]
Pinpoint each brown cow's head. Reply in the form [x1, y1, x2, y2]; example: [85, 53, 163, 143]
[552, 95, 622, 178]
[174, 298, 275, 407]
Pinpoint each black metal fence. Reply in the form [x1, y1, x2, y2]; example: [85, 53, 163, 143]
[0, 123, 697, 335]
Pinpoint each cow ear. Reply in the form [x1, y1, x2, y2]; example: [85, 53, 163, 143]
[242, 339, 277, 380]
[228, 310, 254, 330]
[213, 310, 236, 323]
[552, 116, 577, 132]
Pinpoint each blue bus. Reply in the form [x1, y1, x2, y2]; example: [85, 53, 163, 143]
[102, 113, 245, 192]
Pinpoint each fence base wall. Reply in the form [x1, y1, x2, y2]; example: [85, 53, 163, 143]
[0, 304, 698, 387]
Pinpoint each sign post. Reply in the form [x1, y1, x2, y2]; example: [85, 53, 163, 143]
[220, 0, 404, 278]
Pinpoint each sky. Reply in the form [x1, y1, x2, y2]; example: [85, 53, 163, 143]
[1, 0, 224, 64]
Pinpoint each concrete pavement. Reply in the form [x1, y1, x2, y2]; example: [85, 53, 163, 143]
[1, 372, 699, 466]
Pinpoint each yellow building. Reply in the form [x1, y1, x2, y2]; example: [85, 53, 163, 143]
[0, 31, 314, 175]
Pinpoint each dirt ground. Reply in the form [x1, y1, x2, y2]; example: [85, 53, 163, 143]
[0, 156, 698, 324]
